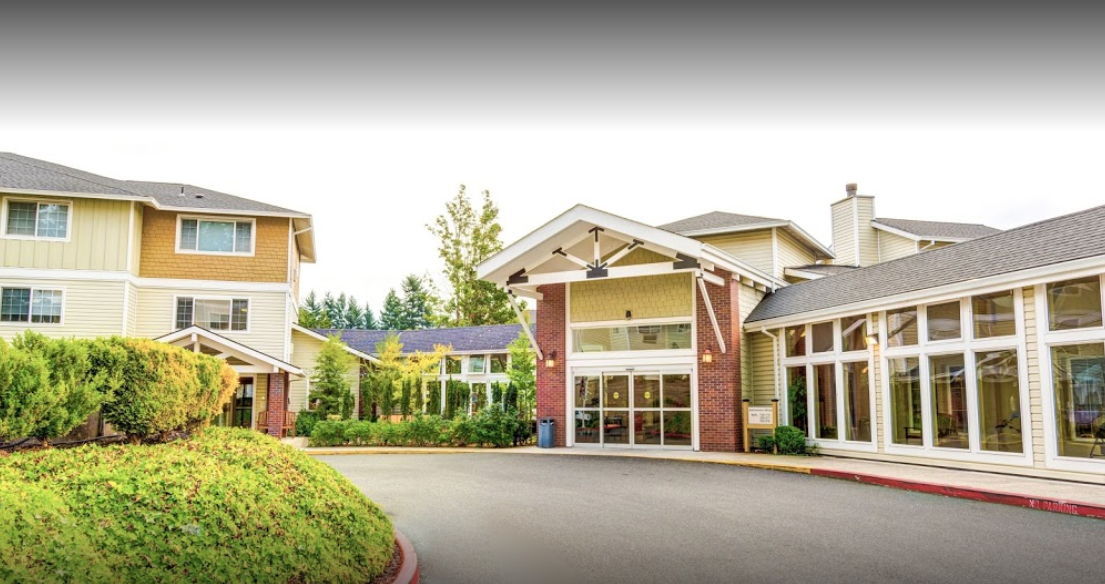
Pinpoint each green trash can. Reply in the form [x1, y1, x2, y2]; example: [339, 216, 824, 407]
[538, 418, 555, 448]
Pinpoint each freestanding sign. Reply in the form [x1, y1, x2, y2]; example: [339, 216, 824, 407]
[742, 398, 779, 453]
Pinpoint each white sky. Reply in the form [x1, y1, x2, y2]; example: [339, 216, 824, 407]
[2, 6, 1103, 313]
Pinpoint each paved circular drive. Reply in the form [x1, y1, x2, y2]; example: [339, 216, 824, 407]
[321, 453, 1102, 584]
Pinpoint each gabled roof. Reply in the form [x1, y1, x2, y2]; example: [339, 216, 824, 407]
[155, 326, 304, 376]
[315, 324, 531, 356]
[477, 204, 784, 292]
[659, 210, 834, 259]
[872, 217, 1001, 241]
[291, 324, 379, 363]
[748, 203, 1105, 324]
[784, 264, 859, 281]
[0, 153, 316, 261]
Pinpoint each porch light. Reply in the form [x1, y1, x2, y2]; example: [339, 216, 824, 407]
[865, 334, 879, 347]
[545, 350, 557, 368]
[625, 310, 632, 320]
[702, 347, 713, 363]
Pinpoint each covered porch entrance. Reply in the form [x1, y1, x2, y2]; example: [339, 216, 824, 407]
[571, 369, 694, 449]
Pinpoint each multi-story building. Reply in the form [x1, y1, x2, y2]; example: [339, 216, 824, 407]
[0, 153, 368, 437]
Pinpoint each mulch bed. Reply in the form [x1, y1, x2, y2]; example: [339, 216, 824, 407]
[368, 540, 402, 584]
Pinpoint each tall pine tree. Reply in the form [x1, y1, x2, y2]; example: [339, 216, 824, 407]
[380, 289, 405, 330]
[360, 302, 378, 329]
[400, 274, 433, 330]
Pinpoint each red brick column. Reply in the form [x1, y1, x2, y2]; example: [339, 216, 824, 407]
[267, 371, 287, 438]
[696, 270, 744, 452]
[535, 284, 567, 446]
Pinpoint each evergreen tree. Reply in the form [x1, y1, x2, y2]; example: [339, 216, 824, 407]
[298, 290, 332, 328]
[344, 295, 365, 329]
[311, 336, 356, 420]
[507, 333, 536, 421]
[400, 274, 433, 330]
[360, 302, 379, 330]
[380, 289, 405, 330]
[427, 185, 517, 326]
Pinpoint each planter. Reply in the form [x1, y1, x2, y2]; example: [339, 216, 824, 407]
[386, 528, 420, 584]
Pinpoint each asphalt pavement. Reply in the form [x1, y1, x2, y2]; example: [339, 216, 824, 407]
[321, 453, 1105, 584]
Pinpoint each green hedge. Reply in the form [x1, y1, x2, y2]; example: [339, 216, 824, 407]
[759, 425, 818, 456]
[310, 408, 534, 448]
[0, 428, 394, 584]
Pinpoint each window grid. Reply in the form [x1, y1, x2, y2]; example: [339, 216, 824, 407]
[178, 218, 253, 254]
[176, 297, 248, 331]
[0, 288, 62, 324]
[0, 288, 31, 322]
[5, 201, 69, 239]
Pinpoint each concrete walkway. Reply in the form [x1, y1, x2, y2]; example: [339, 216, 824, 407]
[301, 443, 1105, 518]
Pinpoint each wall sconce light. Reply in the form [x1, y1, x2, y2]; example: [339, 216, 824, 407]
[702, 346, 713, 363]
[545, 350, 557, 368]
[625, 310, 632, 320]
[865, 334, 879, 347]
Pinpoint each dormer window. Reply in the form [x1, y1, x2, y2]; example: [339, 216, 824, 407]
[178, 216, 254, 255]
[2, 198, 71, 240]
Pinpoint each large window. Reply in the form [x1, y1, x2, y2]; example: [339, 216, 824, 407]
[889, 357, 922, 446]
[927, 301, 961, 341]
[930, 354, 968, 449]
[976, 349, 1022, 453]
[1050, 343, 1105, 458]
[175, 297, 249, 331]
[841, 315, 868, 352]
[886, 307, 919, 347]
[1047, 277, 1103, 331]
[178, 217, 254, 254]
[843, 361, 871, 441]
[813, 364, 837, 439]
[0, 288, 62, 324]
[811, 322, 834, 354]
[973, 291, 1016, 338]
[786, 366, 808, 433]
[571, 323, 691, 353]
[785, 326, 806, 357]
[4, 199, 70, 239]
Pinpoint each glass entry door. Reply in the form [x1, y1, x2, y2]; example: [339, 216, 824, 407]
[232, 379, 254, 428]
[573, 372, 692, 448]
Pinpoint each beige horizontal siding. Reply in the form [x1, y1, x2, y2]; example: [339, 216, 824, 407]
[697, 230, 773, 275]
[1022, 286, 1046, 468]
[133, 287, 289, 357]
[0, 195, 131, 272]
[288, 329, 361, 414]
[776, 229, 817, 276]
[856, 197, 878, 267]
[877, 231, 917, 263]
[0, 277, 125, 340]
[831, 199, 855, 266]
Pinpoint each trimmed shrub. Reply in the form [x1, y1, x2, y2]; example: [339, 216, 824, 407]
[307, 412, 534, 448]
[94, 337, 237, 440]
[295, 410, 321, 437]
[0, 339, 53, 442]
[344, 421, 374, 445]
[0, 428, 394, 583]
[773, 425, 816, 455]
[757, 433, 776, 452]
[310, 419, 352, 446]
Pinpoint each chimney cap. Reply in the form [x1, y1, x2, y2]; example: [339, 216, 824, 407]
[845, 183, 858, 196]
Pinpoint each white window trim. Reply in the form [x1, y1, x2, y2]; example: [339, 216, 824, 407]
[172, 294, 252, 334]
[1, 197, 74, 242]
[781, 314, 878, 453]
[175, 215, 257, 257]
[878, 289, 1034, 467]
[468, 354, 487, 374]
[0, 286, 66, 327]
[1036, 275, 1105, 473]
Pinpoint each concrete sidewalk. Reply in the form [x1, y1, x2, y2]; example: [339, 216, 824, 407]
[301, 443, 1105, 519]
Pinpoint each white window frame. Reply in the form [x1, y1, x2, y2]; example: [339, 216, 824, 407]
[175, 215, 256, 257]
[468, 354, 487, 374]
[1, 197, 73, 242]
[878, 289, 1033, 467]
[1036, 273, 1105, 473]
[0, 286, 65, 326]
[780, 315, 878, 453]
[568, 316, 695, 361]
[173, 295, 251, 333]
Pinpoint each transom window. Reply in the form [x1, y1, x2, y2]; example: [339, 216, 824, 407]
[175, 297, 249, 331]
[0, 288, 63, 324]
[572, 322, 692, 353]
[4, 199, 70, 239]
[178, 217, 254, 254]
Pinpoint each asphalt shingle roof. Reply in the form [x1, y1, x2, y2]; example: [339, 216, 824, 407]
[0, 153, 306, 217]
[786, 264, 859, 277]
[316, 324, 532, 355]
[874, 217, 1001, 240]
[748, 203, 1105, 323]
[659, 211, 783, 234]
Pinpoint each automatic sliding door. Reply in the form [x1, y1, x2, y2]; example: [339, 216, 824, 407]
[573, 371, 693, 448]
[603, 374, 630, 446]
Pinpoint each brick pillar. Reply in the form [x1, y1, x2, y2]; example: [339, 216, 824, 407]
[267, 371, 287, 438]
[696, 270, 744, 452]
[535, 284, 567, 446]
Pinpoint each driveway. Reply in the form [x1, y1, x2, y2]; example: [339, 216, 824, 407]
[321, 453, 1102, 584]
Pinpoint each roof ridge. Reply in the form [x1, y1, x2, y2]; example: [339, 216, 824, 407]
[0, 153, 148, 198]
[875, 216, 996, 228]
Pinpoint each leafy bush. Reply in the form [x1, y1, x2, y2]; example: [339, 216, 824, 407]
[773, 425, 816, 455]
[295, 410, 321, 437]
[309, 419, 352, 446]
[94, 337, 238, 440]
[757, 433, 776, 452]
[344, 421, 374, 445]
[0, 428, 394, 583]
[307, 409, 534, 448]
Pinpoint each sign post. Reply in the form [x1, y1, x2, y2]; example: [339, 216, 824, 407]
[742, 398, 779, 453]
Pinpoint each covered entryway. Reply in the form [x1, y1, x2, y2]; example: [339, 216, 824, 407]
[572, 369, 694, 449]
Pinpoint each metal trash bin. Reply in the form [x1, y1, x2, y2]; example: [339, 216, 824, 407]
[538, 418, 555, 448]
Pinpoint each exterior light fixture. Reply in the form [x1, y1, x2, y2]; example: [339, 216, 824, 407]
[545, 350, 557, 368]
[702, 346, 713, 363]
[865, 334, 879, 347]
[625, 310, 632, 320]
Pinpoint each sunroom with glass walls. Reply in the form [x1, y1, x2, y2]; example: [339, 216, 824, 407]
[1036, 273, 1105, 474]
[879, 289, 1033, 467]
[781, 314, 877, 453]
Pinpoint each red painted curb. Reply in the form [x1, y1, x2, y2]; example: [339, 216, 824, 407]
[809, 468, 1105, 520]
[393, 528, 420, 584]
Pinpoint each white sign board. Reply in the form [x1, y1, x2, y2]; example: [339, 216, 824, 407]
[747, 406, 774, 426]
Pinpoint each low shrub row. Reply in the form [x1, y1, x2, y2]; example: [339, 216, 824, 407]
[0, 428, 394, 583]
[0, 333, 238, 444]
[757, 425, 819, 456]
[309, 408, 534, 448]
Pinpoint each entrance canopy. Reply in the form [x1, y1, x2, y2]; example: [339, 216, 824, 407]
[477, 204, 782, 298]
[156, 326, 304, 377]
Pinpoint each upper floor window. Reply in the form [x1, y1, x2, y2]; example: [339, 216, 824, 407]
[0, 288, 63, 324]
[178, 217, 254, 255]
[1047, 276, 1103, 331]
[175, 297, 249, 331]
[469, 355, 486, 374]
[571, 322, 692, 353]
[3, 199, 70, 240]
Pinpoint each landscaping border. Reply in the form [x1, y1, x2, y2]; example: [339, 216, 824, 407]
[393, 528, 420, 584]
